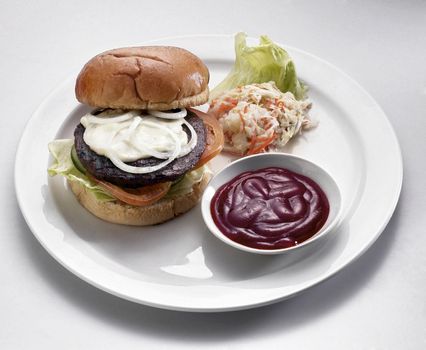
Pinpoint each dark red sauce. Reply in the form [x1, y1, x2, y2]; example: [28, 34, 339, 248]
[211, 167, 330, 249]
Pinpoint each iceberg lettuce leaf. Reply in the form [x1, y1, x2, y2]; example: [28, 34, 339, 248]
[210, 33, 306, 100]
[48, 139, 209, 202]
[165, 165, 211, 198]
[48, 139, 116, 202]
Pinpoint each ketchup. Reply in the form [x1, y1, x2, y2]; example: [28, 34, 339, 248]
[211, 167, 330, 249]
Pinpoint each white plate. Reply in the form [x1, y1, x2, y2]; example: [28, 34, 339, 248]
[15, 35, 402, 312]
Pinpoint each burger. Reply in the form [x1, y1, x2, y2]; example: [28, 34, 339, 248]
[48, 46, 223, 225]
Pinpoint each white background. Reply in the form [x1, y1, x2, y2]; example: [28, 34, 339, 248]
[2, 0, 426, 349]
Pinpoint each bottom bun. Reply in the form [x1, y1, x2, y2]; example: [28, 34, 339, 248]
[68, 171, 212, 226]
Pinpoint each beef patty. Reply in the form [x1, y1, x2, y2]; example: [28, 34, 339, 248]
[74, 110, 206, 188]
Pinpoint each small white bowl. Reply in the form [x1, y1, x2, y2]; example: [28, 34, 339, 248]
[201, 153, 342, 255]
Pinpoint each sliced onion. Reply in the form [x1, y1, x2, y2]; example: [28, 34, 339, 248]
[111, 116, 142, 149]
[82, 108, 199, 174]
[132, 118, 197, 158]
[179, 119, 198, 157]
[125, 140, 174, 160]
[126, 133, 174, 160]
[148, 108, 187, 120]
[109, 116, 174, 160]
[118, 116, 141, 142]
[106, 149, 177, 174]
[84, 110, 139, 124]
[131, 119, 184, 159]
[106, 120, 182, 174]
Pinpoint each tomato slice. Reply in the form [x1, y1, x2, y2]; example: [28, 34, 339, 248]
[188, 108, 224, 168]
[86, 109, 223, 206]
[91, 176, 171, 207]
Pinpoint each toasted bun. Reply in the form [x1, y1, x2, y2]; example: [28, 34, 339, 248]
[68, 171, 212, 226]
[75, 46, 209, 110]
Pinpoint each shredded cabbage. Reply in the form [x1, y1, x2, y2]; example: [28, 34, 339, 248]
[210, 33, 306, 100]
[209, 82, 312, 155]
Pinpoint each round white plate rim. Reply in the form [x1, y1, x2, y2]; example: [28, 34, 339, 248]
[15, 34, 403, 312]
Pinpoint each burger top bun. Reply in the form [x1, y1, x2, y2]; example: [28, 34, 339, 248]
[75, 46, 210, 110]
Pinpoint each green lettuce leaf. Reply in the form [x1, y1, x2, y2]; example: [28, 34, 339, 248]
[48, 139, 115, 202]
[48, 139, 210, 202]
[165, 165, 211, 198]
[210, 32, 306, 100]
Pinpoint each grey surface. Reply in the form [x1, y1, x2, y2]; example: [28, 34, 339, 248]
[2, 0, 425, 348]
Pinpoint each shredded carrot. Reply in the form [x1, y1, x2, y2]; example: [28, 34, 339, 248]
[247, 132, 276, 155]
[238, 112, 245, 132]
[251, 116, 261, 131]
[217, 104, 230, 115]
[217, 98, 239, 116]
[225, 97, 239, 105]
[248, 135, 257, 149]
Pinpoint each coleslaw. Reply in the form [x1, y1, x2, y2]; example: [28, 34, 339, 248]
[208, 82, 313, 155]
